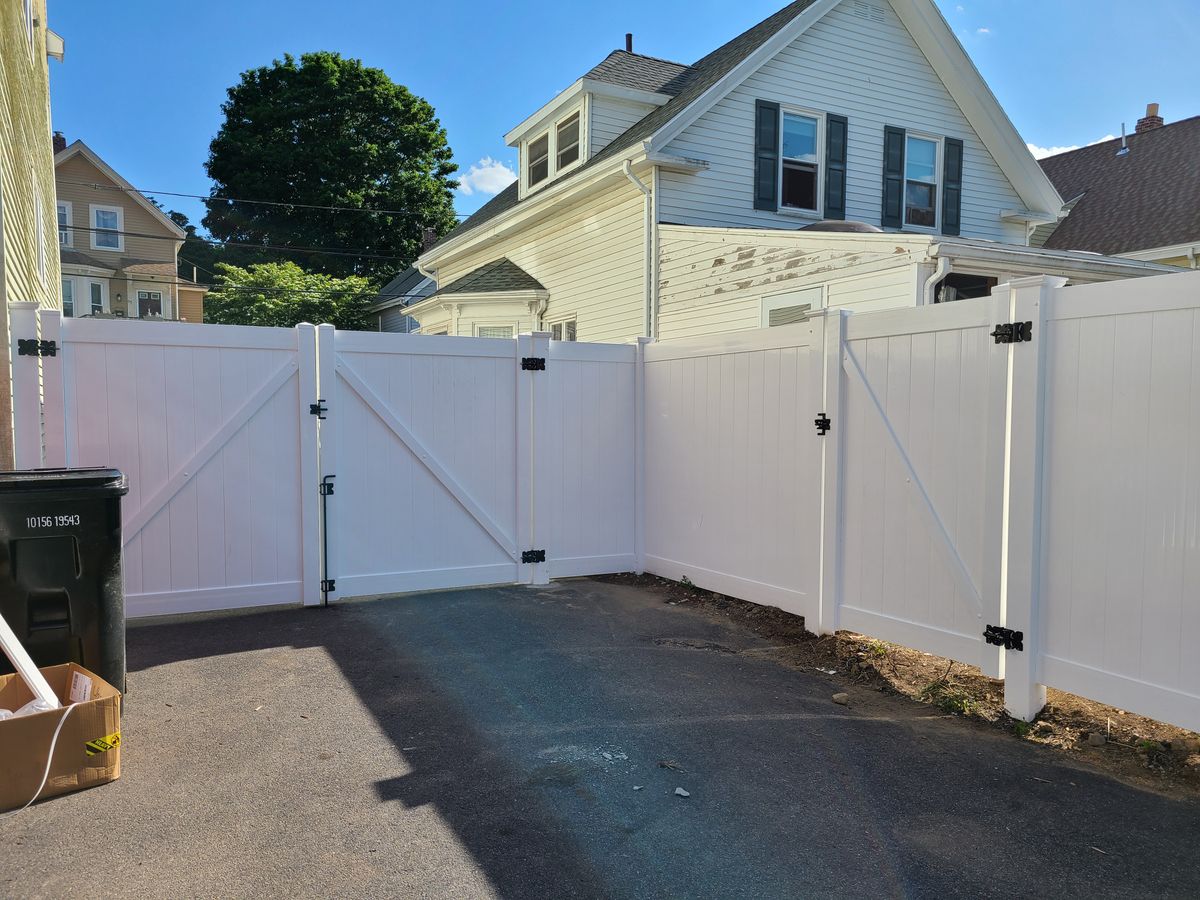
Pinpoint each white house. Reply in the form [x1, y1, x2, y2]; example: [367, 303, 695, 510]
[409, 0, 1174, 341]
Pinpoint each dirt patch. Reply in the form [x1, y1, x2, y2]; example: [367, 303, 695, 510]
[600, 573, 1200, 797]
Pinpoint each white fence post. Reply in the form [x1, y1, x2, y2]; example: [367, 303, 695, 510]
[39, 309, 65, 468]
[817, 309, 848, 635]
[1000, 274, 1064, 721]
[517, 332, 551, 585]
[315, 323, 339, 603]
[9, 302, 42, 469]
[297, 323, 322, 606]
[634, 336, 652, 575]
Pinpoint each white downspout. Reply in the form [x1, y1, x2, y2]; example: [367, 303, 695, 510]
[623, 160, 654, 338]
[922, 255, 952, 305]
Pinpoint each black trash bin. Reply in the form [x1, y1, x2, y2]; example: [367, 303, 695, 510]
[0, 468, 128, 691]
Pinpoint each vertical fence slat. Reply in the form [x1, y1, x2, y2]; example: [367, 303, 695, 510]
[9, 302, 42, 468]
[818, 310, 847, 635]
[39, 309, 65, 468]
[316, 323, 339, 603]
[297, 323, 321, 606]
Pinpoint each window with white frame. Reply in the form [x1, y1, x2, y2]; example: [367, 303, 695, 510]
[527, 133, 550, 188]
[57, 201, 72, 246]
[780, 112, 821, 212]
[88, 281, 105, 315]
[61, 279, 74, 317]
[90, 204, 123, 251]
[549, 318, 576, 341]
[761, 286, 823, 327]
[556, 113, 580, 171]
[903, 135, 939, 229]
[476, 324, 514, 339]
[524, 107, 584, 193]
[137, 290, 163, 318]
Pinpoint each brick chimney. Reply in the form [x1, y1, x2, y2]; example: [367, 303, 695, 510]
[1136, 103, 1164, 133]
[52, 131, 66, 154]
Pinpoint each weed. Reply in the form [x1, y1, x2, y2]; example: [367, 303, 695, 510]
[865, 639, 890, 658]
[1012, 721, 1032, 737]
[680, 575, 694, 588]
[919, 678, 975, 716]
[1138, 739, 1161, 753]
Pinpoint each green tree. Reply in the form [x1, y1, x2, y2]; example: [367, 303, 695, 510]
[205, 261, 375, 330]
[202, 51, 458, 283]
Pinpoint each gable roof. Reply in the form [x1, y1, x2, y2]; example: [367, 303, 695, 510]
[430, 258, 545, 298]
[428, 0, 1060, 261]
[584, 51, 692, 95]
[54, 140, 187, 240]
[1038, 116, 1200, 256]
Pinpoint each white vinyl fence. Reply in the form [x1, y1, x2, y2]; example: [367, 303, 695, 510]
[11, 270, 1200, 732]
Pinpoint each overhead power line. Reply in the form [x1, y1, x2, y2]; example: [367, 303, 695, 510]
[57, 178, 471, 218]
[64, 223, 410, 261]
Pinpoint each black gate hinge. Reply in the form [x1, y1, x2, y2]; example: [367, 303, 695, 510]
[814, 413, 831, 436]
[984, 625, 1024, 651]
[521, 549, 546, 564]
[990, 322, 1033, 345]
[521, 357, 546, 371]
[309, 399, 328, 419]
[17, 339, 56, 357]
[321, 579, 336, 593]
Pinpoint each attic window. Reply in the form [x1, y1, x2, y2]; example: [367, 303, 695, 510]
[556, 113, 581, 170]
[528, 134, 550, 187]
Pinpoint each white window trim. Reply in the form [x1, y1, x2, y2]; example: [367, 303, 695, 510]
[761, 286, 825, 327]
[520, 101, 588, 198]
[546, 314, 578, 341]
[89, 203, 125, 252]
[86, 280, 109, 316]
[777, 106, 826, 219]
[57, 200, 73, 247]
[902, 132, 943, 234]
[60, 277, 75, 317]
[136, 289, 165, 319]
[472, 321, 519, 339]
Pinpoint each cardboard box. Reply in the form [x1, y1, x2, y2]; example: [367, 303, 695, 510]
[0, 663, 121, 812]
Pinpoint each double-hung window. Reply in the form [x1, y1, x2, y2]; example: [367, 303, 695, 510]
[524, 107, 584, 194]
[88, 282, 105, 315]
[527, 134, 550, 188]
[91, 204, 123, 251]
[903, 135, 939, 229]
[61, 279, 74, 317]
[780, 112, 820, 212]
[57, 201, 72, 246]
[556, 113, 580, 171]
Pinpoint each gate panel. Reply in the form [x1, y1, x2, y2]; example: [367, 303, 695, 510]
[60, 319, 320, 616]
[642, 322, 825, 621]
[320, 328, 522, 598]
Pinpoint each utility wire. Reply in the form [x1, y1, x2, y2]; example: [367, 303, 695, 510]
[179, 256, 429, 302]
[58, 178, 471, 218]
[63, 223, 410, 261]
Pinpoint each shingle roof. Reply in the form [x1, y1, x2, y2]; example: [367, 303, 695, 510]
[59, 249, 115, 270]
[1038, 116, 1200, 256]
[432, 0, 819, 252]
[584, 51, 691, 95]
[377, 265, 434, 301]
[431, 258, 545, 297]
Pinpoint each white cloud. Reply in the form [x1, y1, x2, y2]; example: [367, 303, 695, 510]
[955, 4, 964, 11]
[976, 26, 990, 34]
[1026, 135, 1117, 159]
[457, 157, 517, 197]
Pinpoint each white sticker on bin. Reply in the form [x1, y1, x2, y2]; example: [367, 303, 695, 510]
[69, 670, 93, 703]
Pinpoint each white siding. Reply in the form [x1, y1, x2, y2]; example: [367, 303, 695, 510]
[435, 181, 647, 343]
[658, 0, 1027, 243]
[657, 225, 926, 340]
[589, 95, 658, 156]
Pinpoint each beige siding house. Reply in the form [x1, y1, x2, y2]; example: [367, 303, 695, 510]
[411, 0, 1175, 344]
[0, 0, 64, 465]
[55, 140, 207, 321]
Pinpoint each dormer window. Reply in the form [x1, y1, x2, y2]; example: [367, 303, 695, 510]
[528, 133, 550, 187]
[556, 113, 580, 170]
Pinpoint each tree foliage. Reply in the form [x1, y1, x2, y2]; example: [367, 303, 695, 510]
[203, 51, 458, 283]
[205, 261, 374, 330]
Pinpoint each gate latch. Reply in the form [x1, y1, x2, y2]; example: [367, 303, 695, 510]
[814, 413, 831, 436]
[521, 357, 546, 371]
[990, 322, 1033, 345]
[984, 625, 1024, 651]
[17, 339, 56, 357]
[309, 399, 328, 419]
[522, 549, 546, 564]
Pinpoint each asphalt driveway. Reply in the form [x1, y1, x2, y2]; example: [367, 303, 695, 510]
[3, 578, 1198, 899]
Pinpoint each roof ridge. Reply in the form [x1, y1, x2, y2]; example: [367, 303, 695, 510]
[1040, 115, 1200, 162]
[606, 49, 690, 69]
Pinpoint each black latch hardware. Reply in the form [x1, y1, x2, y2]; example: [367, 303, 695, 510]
[319, 479, 335, 496]
[814, 413, 831, 436]
[17, 339, 56, 357]
[984, 625, 1024, 651]
[521, 357, 546, 371]
[320, 579, 336, 593]
[990, 322, 1033, 345]
[521, 549, 546, 564]
[309, 400, 328, 419]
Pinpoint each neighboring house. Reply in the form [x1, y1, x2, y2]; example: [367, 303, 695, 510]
[1035, 106, 1200, 268]
[412, 0, 1174, 342]
[0, 0, 64, 465]
[370, 265, 435, 333]
[54, 138, 208, 321]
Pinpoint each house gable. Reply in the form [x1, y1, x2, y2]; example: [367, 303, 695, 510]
[657, 0, 1039, 241]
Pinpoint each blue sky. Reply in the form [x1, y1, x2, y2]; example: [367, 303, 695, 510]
[48, 0, 1199, 230]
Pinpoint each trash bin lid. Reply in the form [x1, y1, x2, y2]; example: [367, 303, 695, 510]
[0, 468, 127, 496]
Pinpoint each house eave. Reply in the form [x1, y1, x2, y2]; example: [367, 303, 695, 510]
[931, 238, 1181, 279]
[406, 288, 549, 318]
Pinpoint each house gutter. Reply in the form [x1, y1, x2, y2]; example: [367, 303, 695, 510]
[623, 160, 657, 338]
[921, 256, 952, 305]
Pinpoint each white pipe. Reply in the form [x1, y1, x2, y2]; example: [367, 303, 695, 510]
[922, 256, 952, 305]
[0, 610, 60, 710]
[623, 160, 654, 338]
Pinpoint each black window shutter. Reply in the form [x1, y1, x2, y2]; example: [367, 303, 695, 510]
[824, 114, 848, 220]
[941, 137, 964, 236]
[754, 100, 780, 211]
[881, 125, 905, 228]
